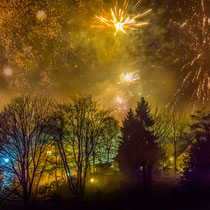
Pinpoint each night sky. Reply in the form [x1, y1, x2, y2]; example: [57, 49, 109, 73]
[0, 0, 209, 117]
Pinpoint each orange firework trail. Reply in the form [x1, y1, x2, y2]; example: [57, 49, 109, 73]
[93, 0, 151, 35]
[167, 0, 209, 108]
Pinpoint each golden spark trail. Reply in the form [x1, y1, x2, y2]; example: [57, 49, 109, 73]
[93, 0, 151, 35]
[167, 0, 209, 108]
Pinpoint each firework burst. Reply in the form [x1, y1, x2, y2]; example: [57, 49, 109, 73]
[113, 90, 134, 113]
[118, 72, 140, 84]
[168, 0, 209, 107]
[93, 0, 151, 35]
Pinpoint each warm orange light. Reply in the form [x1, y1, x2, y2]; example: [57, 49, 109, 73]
[37, 10, 46, 20]
[3, 67, 13, 76]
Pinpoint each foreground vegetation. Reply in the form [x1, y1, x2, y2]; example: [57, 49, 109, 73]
[0, 95, 209, 209]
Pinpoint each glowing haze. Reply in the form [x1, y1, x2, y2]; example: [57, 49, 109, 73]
[0, 0, 209, 116]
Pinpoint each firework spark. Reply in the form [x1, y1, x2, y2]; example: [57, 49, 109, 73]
[113, 90, 134, 113]
[0, 1, 65, 92]
[93, 0, 151, 35]
[119, 72, 140, 84]
[168, 0, 209, 107]
[37, 10, 47, 21]
[115, 95, 128, 112]
[116, 95, 124, 104]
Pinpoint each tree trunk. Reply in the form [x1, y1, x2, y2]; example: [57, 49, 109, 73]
[55, 153, 59, 189]
[92, 150, 96, 173]
[142, 164, 147, 192]
[174, 141, 177, 178]
[107, 149, 110, 163]
[147, 166, 152, 192]
[23, 185, 29, 208]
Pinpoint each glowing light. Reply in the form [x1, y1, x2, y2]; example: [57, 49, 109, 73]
[4, 158, 9, 163]
[114, 90, 133, 113]
[67, 172, 72, 177]
[37, 10, 46, 20]
[119, 72, 140, 84]
[90, 178, 94, 183]
[3, 67, 13, 76]
[47, 151, 52, 155]
[93, 0, 151, 35]
[116, 96, 123, 104]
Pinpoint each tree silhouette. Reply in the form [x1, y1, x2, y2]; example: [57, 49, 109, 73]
[117, 98, 160, 190]
[181, 110, 210, 190]
[100, 116, 121, 163]
[50, 96, 112, 197]
[0, 95, 53, 204]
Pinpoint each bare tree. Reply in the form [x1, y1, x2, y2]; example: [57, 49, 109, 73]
[168, 110, 186, 177]
[51, 96, 111, 197]
[0, 95, 53, 204]
[99, 116, 121, 163]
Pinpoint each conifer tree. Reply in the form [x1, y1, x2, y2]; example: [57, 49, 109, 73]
[117, 98, 160, 190]
[181, 111, 210, 189]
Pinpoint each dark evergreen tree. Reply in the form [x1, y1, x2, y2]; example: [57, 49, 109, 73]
[117, 98, 160, 190]
[117, 109, 139, 177]
[181, 111, 210, 190]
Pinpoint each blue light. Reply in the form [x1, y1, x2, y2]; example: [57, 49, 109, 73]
[4, 158, 9, 163]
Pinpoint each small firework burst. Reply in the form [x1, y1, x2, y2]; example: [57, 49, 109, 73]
[114, 90, 133, 113]
[119, 72, 140, 84]
[37, 10, 47, 21]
